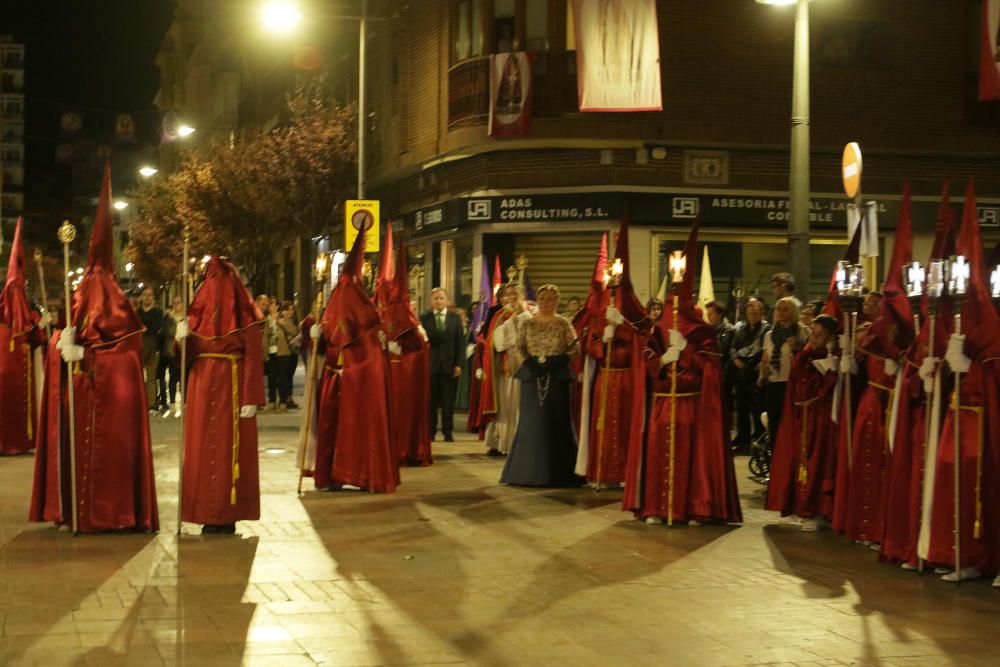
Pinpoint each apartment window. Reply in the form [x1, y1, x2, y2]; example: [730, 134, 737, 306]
[454, 0, 484, 61]
[2, 147, 23, 162]
[526, 0, 550, 51]
[494, 0, 516, 52]
[2, 98, 23, 115]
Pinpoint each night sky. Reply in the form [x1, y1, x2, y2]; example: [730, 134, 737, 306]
[2, 0, 176, 240]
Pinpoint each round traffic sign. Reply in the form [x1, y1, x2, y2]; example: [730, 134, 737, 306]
[351, 209, 375, 232]
[842, 142, 863, 199]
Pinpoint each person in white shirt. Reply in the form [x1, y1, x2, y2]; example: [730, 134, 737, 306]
[759, 297, 808, 447]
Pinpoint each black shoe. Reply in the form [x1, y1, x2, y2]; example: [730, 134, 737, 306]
[444, 435, 455, 442]
[486, 448, 502, 457]
[201, 523, 236, 535]
[286, 400, 299, 409]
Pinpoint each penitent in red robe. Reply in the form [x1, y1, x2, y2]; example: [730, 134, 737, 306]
[623, 305, 742, 524]
[312, 230, 398, 493]
[584, 313, 644, 485]
[0, 218, 46, 455]
[765, 345, 839, 519]
[29, 164, 158, 532]
[182, 256, 266, 525]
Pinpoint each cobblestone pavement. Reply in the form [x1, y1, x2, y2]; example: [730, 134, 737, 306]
[3, 406, 1000, 666]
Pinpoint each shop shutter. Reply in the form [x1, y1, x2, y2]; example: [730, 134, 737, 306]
[513, 232, 604, 304]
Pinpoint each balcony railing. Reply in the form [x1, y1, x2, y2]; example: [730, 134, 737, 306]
[448, 51, 579, 130]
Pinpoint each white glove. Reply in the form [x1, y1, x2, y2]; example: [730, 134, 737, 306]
[475, 368, 484, 380]
[517, 310, 533, 322]
[602, 324, 616, 343]
[38, 312, 52, 329]
[668, 328, 687, 351]
[660, 347, 681, 365]
[919, 356, 938, 394]
[945, 334, 971, 374]
[606, 305, 624, 325]
[239, 405, 257, 419]
[839, 353, 857, 375]
[310, 323, 323, 341]
[417, 325, 429, 342]
[175, 320, 189, 342]
[387, 340, 402, 356]
[884, 357, 900, 377]
[56, 326, 76, 350]
[60, 341, 84, 364]
[466, 343, 475, 358]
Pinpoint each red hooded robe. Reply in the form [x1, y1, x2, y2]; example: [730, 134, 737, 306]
[926, 181, 1000, 573]
[312, 229, 398, 492]
[833, 184, 916, 542]
[30, 163, 159, 532]
[182, 256, 266, 525]
[571, 233, 607, 443]
[584, 216, 647, 485]
[0, 217, 47, 454]
[377, 228, 432, 466]
[880, 182, 956, 564]
[623, 220, 742, 524]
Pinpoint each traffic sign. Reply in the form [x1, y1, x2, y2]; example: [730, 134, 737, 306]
[345, 200, 380, 253]
[842, 142, 863, 199]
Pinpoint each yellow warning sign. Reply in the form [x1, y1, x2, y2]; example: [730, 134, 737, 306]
[345, 200, 380, 253]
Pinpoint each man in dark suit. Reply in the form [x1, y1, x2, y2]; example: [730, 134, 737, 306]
[421, 287, 465, 441]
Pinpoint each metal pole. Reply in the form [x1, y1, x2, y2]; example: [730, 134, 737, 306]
[58, 221, 78, 534]
[34, 248, 51, 338]
[177, 228, 189, 535]
[788, 0, 811, 298]
[357, 0, 367, 200]
[952, 307, 963, 582]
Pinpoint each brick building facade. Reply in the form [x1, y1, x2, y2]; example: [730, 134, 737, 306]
[363, 0, 1000, 309]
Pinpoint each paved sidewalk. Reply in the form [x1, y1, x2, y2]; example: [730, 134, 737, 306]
[2, 407, 1000, 666]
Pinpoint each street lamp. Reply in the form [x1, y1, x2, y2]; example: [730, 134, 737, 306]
[139, 166, 159, 177]
[261, 2, 303, 34]
[758, 0, 812, 297]
[259, 0, 370, 200]
[113, 201, 129, 210]
[177, 125, 197, 138]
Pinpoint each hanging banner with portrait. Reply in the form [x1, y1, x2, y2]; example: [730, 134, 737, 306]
[489, 51, 533, 138]
[571, 0, 662, 112]
[981, 0, 1000, 100]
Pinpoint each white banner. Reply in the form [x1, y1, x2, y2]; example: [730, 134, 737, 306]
[572, 0, 662, 112]
[980, 0, 1000, 100]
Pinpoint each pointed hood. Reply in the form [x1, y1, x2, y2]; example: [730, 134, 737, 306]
[573, 233, 609, 331]
[931, 181, 957, 260]
[611, 209, 646, 323]
[522, 270, 536, 302]
[955, 179, 1000, 355]
[72, 164, 143, 345]
[374, 224, 395, 308]
[381, 234, 420, 341]
[188, 256, 264, 338]
[662, 218, 714, 346]
[88, 162, 115, 274]
[340, 223, 367, 285]
[697, 245, 715, 318]
[0, 216, 35, 334]
[470, 255, 493, 336]
[870, 183, 915, 357]
[492, 256, 502, 300]
[324, 225, 380, 348]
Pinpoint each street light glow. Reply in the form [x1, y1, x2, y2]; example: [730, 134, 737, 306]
[125, 262, 134, 272]
[114, 201, 129, 210]
[261, 2, 303, 34]
[139, 166, 159, 177]
[756, 0, 797, 5]
[178, 125, 197, 138]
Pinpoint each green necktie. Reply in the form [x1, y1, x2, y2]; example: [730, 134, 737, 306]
[437, 312, 444, 333]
